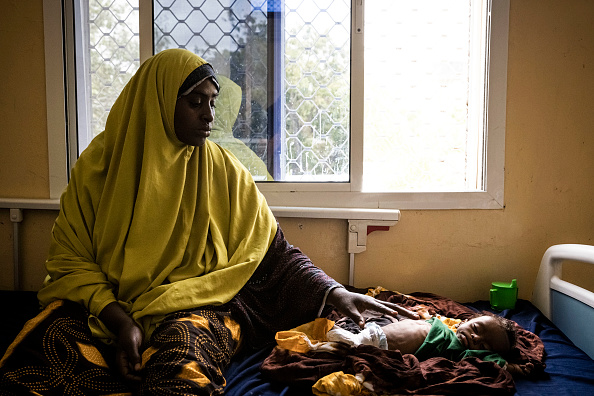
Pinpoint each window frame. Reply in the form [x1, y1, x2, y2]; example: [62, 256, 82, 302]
[45, 0, 509, 211]
[44, 0, 68, 200]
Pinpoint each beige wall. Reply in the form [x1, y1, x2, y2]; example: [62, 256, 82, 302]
[0, 0, 49, 199]
[0, 0, 55, 290]
[1, 0, 593, 302]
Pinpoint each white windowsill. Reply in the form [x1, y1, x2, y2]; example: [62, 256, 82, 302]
[271, 206, 400, 221]
[0, 198, 401, 221]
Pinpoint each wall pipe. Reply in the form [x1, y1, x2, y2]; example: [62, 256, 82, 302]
[1, 200, 59, 291]
[9, 209, 23, 290]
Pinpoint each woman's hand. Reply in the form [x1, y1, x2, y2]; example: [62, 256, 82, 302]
[116, 321, 144, 382]
[327, 287, 419, 328]
[99, 301, 144, 381]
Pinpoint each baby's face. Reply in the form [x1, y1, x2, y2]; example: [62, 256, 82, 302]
[456, 316, 510, 354]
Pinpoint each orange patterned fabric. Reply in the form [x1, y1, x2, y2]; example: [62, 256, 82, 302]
[140, 309, 242, 395]
[0, 301, 131, 395]
[0, 302, 242, 395]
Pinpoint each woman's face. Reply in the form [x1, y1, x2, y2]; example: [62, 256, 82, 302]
[174, 78, 219, 146]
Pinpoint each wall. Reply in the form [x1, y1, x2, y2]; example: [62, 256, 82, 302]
[0, 0, 49, 198]
[0, 0, 56, 290]
[1, 0, 593, 302]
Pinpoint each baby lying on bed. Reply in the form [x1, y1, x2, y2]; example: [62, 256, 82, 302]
[326, 312, 524, 373]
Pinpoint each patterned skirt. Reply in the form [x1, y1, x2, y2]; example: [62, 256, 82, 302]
[0, 300, 241, 395]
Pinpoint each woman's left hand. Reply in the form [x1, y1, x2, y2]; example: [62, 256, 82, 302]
[327, 287, 419, 328]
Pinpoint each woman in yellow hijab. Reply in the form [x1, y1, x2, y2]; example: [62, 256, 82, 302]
[0, 49, 414, 395]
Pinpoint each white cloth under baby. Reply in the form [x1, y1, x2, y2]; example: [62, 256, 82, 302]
[327, 322, 388, 350]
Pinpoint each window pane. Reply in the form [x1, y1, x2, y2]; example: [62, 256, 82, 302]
[153, 0, 351, 182]
[363, 0, 486, 192]
[283, 0, 351, 182]
[74, 0, 140, 155]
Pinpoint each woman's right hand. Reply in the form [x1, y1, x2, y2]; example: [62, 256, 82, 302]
[99, 301, 144, 381]
[116, 321, 144, 382]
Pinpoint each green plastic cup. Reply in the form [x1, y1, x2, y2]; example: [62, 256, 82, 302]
[490, 279, 518, 310]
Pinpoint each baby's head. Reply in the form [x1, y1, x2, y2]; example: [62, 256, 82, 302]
[456, 313, 517, 354]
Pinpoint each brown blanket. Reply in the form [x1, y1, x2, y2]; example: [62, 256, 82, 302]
[261, 289, 546, 395]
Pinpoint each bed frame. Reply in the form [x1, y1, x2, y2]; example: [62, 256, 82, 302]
[532, 244, 594, 359]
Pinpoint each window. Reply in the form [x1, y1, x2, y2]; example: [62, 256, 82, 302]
[72, 0, 141, 157]
[46, 0, 509, 210]
[363, 1, 487, 193]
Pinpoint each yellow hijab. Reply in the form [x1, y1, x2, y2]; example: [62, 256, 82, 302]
[38, 49, 277, 340]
